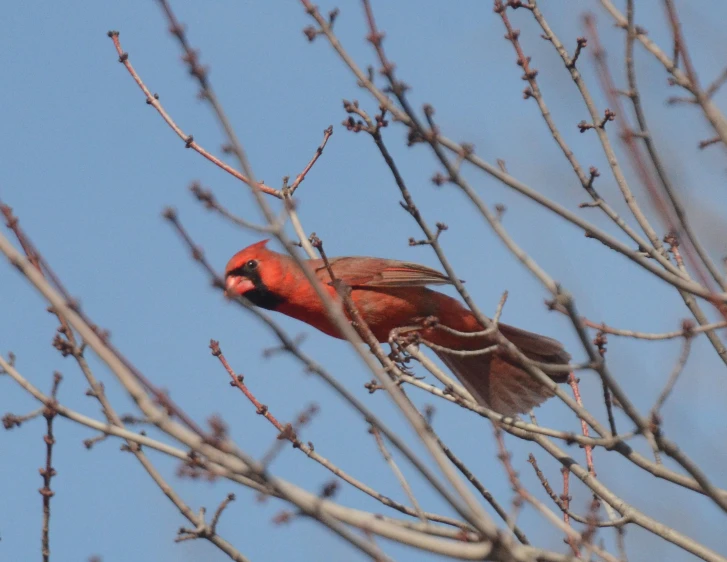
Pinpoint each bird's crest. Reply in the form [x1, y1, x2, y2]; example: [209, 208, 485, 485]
[248, 239, 270, 252]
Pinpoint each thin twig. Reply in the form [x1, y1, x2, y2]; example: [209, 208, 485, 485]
[2, 407, 44, 429]
[40, 372, 62, 562]
[436, 436, 530, 545]
[649, 335, 693, 422]
[370, 425, 427, 523]
[288, 126, 334, 196]
[574, 316, 727, 341]
[189, 183, 281, 233]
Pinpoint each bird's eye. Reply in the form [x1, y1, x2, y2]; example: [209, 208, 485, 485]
[245, 259, 258, 270]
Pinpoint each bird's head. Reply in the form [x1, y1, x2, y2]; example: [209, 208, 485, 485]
[224, 240, 282, 309]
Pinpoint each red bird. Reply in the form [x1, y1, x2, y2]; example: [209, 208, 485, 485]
[225, 240, 570, 415]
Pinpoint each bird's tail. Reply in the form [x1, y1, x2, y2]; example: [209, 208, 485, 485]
[433, 323, 570, 416]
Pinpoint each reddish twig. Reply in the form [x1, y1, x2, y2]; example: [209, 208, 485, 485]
[106, 31, 280, 198]
[287, 126, 334, 196]
[560, 467, 581, 556]
[567, 374, 595, 477]
[210, 340, 302, 447]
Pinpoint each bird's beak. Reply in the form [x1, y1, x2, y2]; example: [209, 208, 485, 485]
[225, 275, 255, 297]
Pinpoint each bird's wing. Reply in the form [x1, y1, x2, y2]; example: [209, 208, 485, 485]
[314, 257, 455, 287]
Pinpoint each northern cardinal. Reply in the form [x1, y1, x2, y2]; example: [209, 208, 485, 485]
[225, 240, 570, 415]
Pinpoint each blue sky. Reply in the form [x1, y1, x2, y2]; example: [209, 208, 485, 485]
[2, 1, 726, 561]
